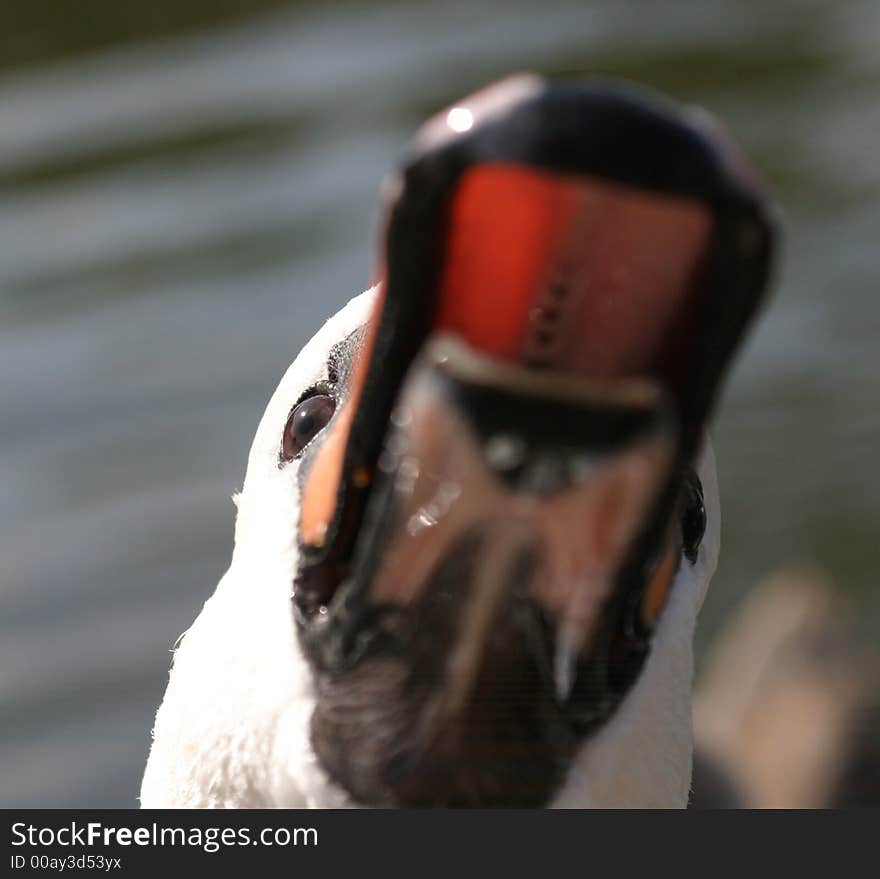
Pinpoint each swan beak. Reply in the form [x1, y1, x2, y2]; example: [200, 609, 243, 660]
[294, 75, 775, 806]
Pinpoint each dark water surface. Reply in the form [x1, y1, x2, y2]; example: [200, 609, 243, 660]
[1, 0, 878, 806]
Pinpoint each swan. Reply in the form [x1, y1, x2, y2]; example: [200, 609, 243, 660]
[140, 75, 775, 808]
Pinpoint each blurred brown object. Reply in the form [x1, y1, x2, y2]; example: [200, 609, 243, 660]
[691, 566, 880, 808]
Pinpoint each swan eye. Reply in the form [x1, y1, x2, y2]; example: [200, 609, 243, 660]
[681, 470, 706, 564]
[282, 394, 336, 461]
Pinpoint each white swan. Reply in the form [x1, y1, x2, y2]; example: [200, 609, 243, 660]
[140, 75, 773, 808]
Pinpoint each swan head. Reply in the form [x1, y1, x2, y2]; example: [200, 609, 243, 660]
[141, 76, 774, 808]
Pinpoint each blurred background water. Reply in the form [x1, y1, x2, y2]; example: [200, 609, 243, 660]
[0, 0, 877, 807]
